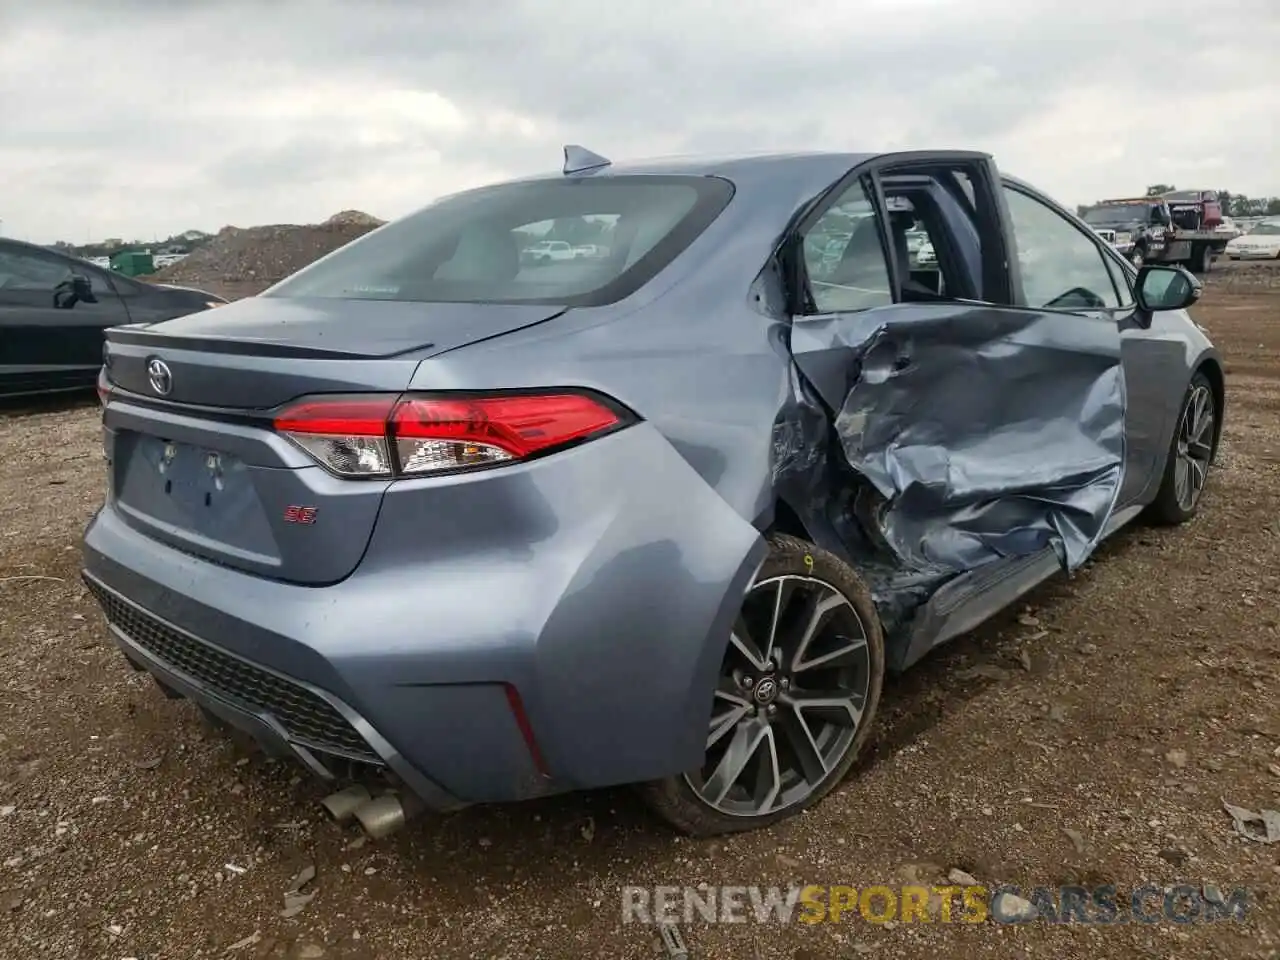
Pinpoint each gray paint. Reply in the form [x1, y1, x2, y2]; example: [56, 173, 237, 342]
[83, 150, 1221, 806]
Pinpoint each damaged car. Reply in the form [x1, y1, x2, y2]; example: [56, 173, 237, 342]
[83, 147, 1224, 837]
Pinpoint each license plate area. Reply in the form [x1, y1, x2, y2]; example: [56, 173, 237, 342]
[114, 433, 280, 562]
[132, 436, 249, 508]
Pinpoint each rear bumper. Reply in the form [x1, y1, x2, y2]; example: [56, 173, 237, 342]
[82, 423, 766, 805]
[86, 571, 465, 810]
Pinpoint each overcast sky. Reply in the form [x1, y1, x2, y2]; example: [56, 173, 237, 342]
[1, 0, 1276, 244]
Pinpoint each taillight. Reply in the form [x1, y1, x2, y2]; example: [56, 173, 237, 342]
[273, 391, 631, 479]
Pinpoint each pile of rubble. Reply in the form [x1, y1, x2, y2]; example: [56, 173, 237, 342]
[151, 210, 386, 296]
[322, 209, 384, 228]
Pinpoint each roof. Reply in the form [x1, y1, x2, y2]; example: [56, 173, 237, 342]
[515, 150, 878, 183]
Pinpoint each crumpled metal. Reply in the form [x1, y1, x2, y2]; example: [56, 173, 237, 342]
[777, 301, 1125, 625]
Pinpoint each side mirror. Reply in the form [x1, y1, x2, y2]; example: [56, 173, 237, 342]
[52, 273, 97, 309]
[71, 274, 97, 303]
[1135, 265, 1201, 314]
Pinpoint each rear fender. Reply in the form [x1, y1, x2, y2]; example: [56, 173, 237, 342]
[348, 423, 770, 788]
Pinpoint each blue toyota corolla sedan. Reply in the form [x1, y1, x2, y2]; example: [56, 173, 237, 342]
[83, 147, 1222, 837]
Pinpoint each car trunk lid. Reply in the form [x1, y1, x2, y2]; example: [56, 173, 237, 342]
[104, 296, 566, 407]
[100, 297, 567, 584]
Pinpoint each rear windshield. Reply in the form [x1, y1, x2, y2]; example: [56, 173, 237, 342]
[264, 175, 734, 306]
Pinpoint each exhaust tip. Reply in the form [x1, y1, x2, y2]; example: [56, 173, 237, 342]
[320, 784, 373, 822]
[352, 794, 408, 840]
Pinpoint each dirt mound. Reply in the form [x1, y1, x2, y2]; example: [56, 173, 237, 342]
[150, 211, 385, 293]
[324, 209, 385, 227]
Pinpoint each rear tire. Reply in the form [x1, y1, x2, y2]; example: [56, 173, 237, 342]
[639, 534, 885, 836]
[1146, 372, 1216, 525]
[1191, 243, 1213, 274]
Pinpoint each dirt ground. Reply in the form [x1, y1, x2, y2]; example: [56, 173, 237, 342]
[1, 261, 1278, 960]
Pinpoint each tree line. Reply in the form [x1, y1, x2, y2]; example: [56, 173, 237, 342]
[45, 231, 215, 259]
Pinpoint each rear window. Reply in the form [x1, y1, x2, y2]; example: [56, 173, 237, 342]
[264, 175, 734, 306]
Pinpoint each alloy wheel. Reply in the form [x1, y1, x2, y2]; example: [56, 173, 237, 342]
[1174, 383, 1214, 511]
[683, 574, 872, 818]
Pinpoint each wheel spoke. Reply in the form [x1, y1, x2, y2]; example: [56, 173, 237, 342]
[762, 578, 798, 665]
[787, 590, 847, 673]
[783, 690, 866, 729]
[1174, 456, 1189, 504]
[793, 633, 868, 674]
[1188, 456, 1207, 493]
[749, 729, 783, 813]
[707, 681, 752, 749]
[1190, 406, 1214, 448]
[703, 719, 769, 806]
[729, 615, 770, 670]
[776, 708, 829, 784]
[1192, 389, 1210, 438]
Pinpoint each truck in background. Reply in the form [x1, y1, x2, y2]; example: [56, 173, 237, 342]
[1161, 189, 1224, 231]
[1079, 195, 1227, 274]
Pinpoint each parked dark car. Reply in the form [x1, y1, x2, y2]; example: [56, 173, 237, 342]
[0, 237, 224, 397]
[83, 149, 1223, 837]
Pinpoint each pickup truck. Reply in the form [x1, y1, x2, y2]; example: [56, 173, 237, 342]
[521, 239, 576, 264]
[1081, 196, 1226, 273]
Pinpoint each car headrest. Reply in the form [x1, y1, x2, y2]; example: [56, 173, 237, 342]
[435, 226, 519, 281]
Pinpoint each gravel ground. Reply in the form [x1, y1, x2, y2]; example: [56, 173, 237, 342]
[1, 260, 1279, 959]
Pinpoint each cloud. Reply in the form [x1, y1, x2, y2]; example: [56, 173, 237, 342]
[0, 0, 1275, 242]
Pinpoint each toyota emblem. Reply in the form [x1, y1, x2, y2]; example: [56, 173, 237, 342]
[753, 677, 778, 705]
[146, 358, 173, 396]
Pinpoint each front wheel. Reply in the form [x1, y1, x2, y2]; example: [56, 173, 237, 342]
[1146, 372, 1216, 525]
[1129, 246, 1146, 268]
[639, 534, 885, 836]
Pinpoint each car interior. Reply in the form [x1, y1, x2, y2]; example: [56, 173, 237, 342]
[805, 169, 988, 313]
[801, 160, 1148, 318]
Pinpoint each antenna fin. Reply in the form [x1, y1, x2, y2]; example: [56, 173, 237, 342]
[563, 145, 611, 176]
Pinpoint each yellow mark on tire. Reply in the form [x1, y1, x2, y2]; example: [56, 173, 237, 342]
[803, 554, 814, 573]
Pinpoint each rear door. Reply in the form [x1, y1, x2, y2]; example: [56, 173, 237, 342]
[785, 152, 1127, 574]
[0, 243, 130, 394]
